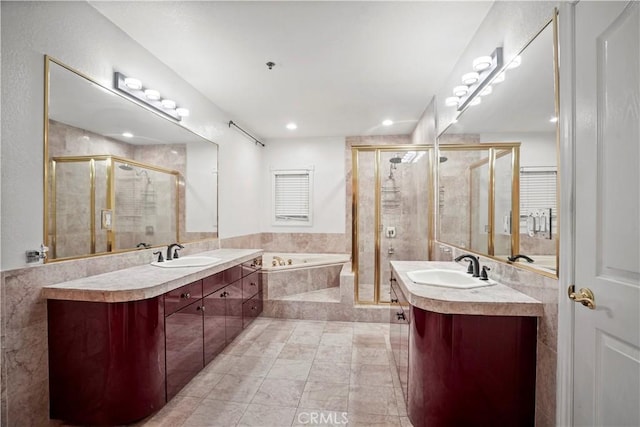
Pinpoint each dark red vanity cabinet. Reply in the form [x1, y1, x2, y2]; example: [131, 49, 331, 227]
[48, 298, 166, 426]
[165, 299, 205, 400]
[389, 277, 410, 403]
[203, 273, 227, 364]
[407, 308, 537, 427]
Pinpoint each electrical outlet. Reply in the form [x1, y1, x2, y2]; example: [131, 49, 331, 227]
[386, 226, 396, 238]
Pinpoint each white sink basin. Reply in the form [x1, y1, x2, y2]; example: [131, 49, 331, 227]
[406, 269, 495, 289]
[152, 256, 221, 268]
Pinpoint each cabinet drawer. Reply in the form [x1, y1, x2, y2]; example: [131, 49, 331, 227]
[242, 292, 263, 329]
[203, 272, 226, 296]
[164, 280, 203, 316]
[242, 271, 262, 301]
[241, 257, 262, 277]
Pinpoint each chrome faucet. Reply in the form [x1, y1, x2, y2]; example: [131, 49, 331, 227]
[454, 254, 480, 277]
[166, 243, 184, 261]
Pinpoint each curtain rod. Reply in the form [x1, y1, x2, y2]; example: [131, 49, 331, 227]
[228, 120, 265, 147]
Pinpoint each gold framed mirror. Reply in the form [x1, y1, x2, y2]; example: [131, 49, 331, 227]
[436, 13, 559, 277]
[44, 56, 219, 262]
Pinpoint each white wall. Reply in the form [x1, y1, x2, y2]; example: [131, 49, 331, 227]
[0, 1, 262, 270]
[261, 137, 346, 233]
[481, 131, 556, 167]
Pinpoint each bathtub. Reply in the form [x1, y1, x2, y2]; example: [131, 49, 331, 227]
[262, 252, 351, 272]
[261, 252, 351, 299]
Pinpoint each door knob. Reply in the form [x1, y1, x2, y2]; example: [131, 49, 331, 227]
[568, 285, 596, 310]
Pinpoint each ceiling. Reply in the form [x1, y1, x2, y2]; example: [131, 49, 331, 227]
[89, 1, 494, 140]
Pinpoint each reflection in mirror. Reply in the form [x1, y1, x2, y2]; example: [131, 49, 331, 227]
[437, 17, 558, 276]
[45, 57, 219, 261]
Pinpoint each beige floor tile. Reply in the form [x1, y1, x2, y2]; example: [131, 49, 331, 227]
[307, 361, 351, 384]
[315, 344, 352, 364]
[278, 342, 319, 360]
[255, 328, 294, 344]
[323, 322, 354, 334]
[136, 395, 201, 427]
[320, 333, 353, 347]
[237, 403, 297, 427]
[267, 358, 313, 381]
[351, 347, 390, 365]
[350, 364, 393, 387]
[251, 378, 306, 407]
[206, 374, 264, 403]
[288, 331, 323, 345]
[348, 413, 402, 427]
[225, 355, 277, 377]
[242, 341, 286, 358]
[299, 381, 350, 412]
[399, 416, 414, 427]
[352, 334, 388, 349]
[348, 385, 399, 416]
[182, 399, 248, 427]
[177, 371, 225, 398]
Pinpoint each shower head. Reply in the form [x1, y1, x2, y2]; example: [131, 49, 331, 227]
[439, 156, 448, 163]
[118, 164, 134, 171]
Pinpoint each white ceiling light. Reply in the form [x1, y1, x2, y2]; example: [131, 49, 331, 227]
[124, 77, 142, 90]
[286, 122, 297, 130]
[469, 97, 482, 106]
[176, 108, 190, 117]
[144, 89, 160, 100]
[507, 55, 522, 69]
[382, 119, 394, 126]
[122, 132, 133, 138]
[479, 85, 493, 96]
[472, 56, 493, 71]
[445, 97, 459, 107]
[549, 116, 558, 123]
[453, 85, 469, 97]
[462, 72, 480, 85]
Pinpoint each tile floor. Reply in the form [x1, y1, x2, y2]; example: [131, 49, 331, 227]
[134, 317, 413, 427]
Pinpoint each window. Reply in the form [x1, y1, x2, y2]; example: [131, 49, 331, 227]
[272, 169, 313, 226]
[520, 167, 557, 235]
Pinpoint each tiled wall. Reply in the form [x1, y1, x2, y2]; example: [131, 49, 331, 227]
[433, 242, 558, 427]
[0, 239, 218, 427]
[220, 233, 347, 254]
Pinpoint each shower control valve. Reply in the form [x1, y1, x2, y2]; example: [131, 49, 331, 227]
[385, 226, 396, 238]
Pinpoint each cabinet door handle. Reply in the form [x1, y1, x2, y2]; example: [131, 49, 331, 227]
[396, 312, 405, 320]
[181, 292, 191, 299]
[251, 306, 257, 311]
[250, 282, 256, 287]
[196, 305, 205, 312]
[220, 291, 228, 298]
[391, 298, 399, 303]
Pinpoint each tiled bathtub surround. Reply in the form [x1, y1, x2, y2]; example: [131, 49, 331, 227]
[0, 238, 218, 427]
[221, 233, 347, 254]
[263, 264, 342, 300]
[434, 243, 558, 427]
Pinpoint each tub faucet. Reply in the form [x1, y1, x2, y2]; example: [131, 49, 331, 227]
[273, 256, 286, 266]
[166, 243, 184, 261]
[507, 254, 535, 263]
[454, 254, 480, 277]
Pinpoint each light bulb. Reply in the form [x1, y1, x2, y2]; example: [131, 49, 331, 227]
[445, 97, 459, 107]
[382, 119, 393, 126]
[507, 55, 522, 69]
[473, 56, 493, 71]
[480, 85, 493, 96]
[492, 72, 506, 84]
[462, 72, 480, 85]
[286, 122, 297, 130]
[176, 108, 190, 117]
[469, 97, 482, 106]
[144, 89, 160, 100]
[122, 132, 133, 138]
[124, 77, 142, 90]
[453, 85, 468, 97]
[161, 99, 176, 109]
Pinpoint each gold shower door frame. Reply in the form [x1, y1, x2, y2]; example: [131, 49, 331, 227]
[49, 155, 180, 261]
[351, 145, 434, 305]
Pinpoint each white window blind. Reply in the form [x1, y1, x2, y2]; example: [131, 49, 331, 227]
[520, 168, 557, 234]
[272, 169, 313, 225]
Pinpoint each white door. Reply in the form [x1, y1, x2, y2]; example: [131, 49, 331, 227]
[573, 1, 640, 425]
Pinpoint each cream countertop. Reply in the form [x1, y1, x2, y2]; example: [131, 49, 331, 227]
[390, 261, 543, 317]
[41, 248, 263, 303]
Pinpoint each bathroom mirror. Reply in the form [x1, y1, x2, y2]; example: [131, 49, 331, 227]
[437, 16, 559, 277]
[44, 57, 219, 261]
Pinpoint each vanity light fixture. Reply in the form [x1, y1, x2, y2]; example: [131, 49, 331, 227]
[462, 72, 480, 85]
[382, 119, 394, 126]
[492, 72, 506, 84]
[469, 97, 482, 106]
[114, 72, 189, 121]
[456, 47, 503, 111]
[479, 85, 493, 96]
[445, 97, 459, 107]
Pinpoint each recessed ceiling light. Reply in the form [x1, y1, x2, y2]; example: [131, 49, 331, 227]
[549, 116, 558, 123]
[122, 132, 133, 138]
[286, 122, 297, 130]
[382, 119, 394, 126]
